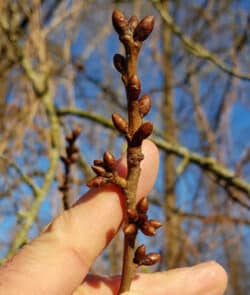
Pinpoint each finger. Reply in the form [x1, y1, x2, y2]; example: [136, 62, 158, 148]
[74, 261, 227, 295]
[130, 261, 227, 295]
[0, 140, 159, 295]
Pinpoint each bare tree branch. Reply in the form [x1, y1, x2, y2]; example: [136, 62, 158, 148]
[170, 207, 250, 225]
[57, 108, 250, 198]
[152, 0, 250, 81]
[0, 155, 41, 197]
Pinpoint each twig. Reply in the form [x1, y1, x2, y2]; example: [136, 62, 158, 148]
[87, 10, 161, 293]
[150, 198, 250, 224]
[170, 207, 250, 225]
[59, 128, 81, 210]
[112, 11, 161, 293]
[235, 146, 250, 176]
[43, 0, 84, 36]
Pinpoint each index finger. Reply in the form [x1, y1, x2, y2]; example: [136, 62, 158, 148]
[0, 140, 159, 295]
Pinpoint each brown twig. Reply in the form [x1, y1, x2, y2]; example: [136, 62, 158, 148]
[113, 11, 161, 293]
[59, 127, 81, 210]
[87, 10, 161, 293]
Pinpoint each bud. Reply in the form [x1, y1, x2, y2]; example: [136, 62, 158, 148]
[103, 151, 116, 171]
[113, 54, 126, 74]
[70, 154, 78, 164]
[91, 165, 106, 176]
[127, 209, 139, 222]
[138, 121, 153, 138]
[124, 223, 137, 236]
[72, 127, 81, 139]
[87, 176, 106, 188]
[132, 122, 153, 145]
[93, 159, 103, 166]
[141, 253, 160, 266]
[137, 197, 148, 213]
[139, 95, 151, 117]
[128, 15, 139, 31]
[134, 16, 154, 42]
[112, 113, 128, 134]
[148, 219, 162, 229]
[140, 221, 156, 236]
[66, 134, 73, 143]
[112, 9, 128, 35]
[134, 244, 146, 264]
[126, 75, 141, 100]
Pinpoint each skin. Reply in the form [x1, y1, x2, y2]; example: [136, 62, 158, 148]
[0, 141, 227, 295]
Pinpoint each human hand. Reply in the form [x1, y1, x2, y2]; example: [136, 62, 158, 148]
[0, 141, 227, 294]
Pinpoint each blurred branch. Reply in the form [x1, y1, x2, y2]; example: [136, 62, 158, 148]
[221, 184, 250, 210]
[155, 138, 250, 199]
[150, 198, 250, 224]
[171, 207, 250, 225]
[189, 74, 217, 153]
[78, 153, 94, 181]
[57, 108, 250, 198]
[152, 0, 250, 81]
[57, 108, 164, 138]
[0, 155, 41, 197]
[2, 89, 60, 263]
[43, 0, 83, 36]
[1, 3, 60, 262]
[57, 108, 115, 129]
[235, 146, 250, 176]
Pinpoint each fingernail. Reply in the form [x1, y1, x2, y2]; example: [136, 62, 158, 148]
[190, 261, 227, 294]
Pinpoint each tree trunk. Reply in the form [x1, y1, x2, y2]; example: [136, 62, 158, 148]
[161, 0, 180, 269]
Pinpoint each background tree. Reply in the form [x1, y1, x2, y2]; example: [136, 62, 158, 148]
[0, 0, 250, 294]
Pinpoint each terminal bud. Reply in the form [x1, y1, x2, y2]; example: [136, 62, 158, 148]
[134, 16, 154, 42]
[112, 9, 128, 35]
